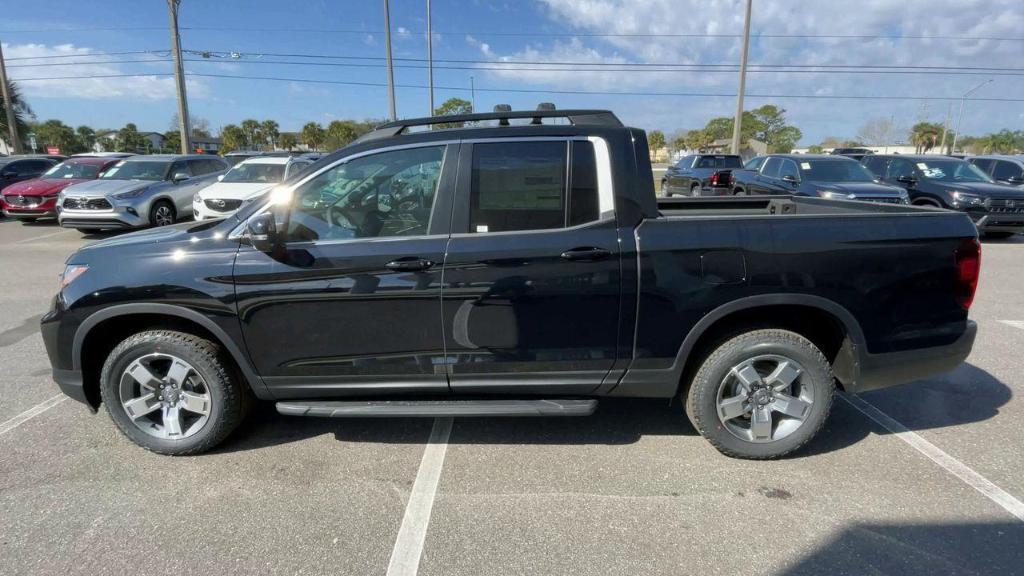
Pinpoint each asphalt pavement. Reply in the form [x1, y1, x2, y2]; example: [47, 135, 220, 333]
[2, 217, 1023, 576]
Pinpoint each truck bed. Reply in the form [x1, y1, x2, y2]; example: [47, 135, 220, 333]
[657, 195, 926, 218]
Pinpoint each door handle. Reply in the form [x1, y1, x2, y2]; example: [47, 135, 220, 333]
[560, 247, 612, 262]
[385, 257, 434, 272]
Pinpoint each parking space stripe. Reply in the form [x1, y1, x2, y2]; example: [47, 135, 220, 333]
[386, 417, 453, 576]
[999, 320, 1024, 331]
[0, 394, 67, 437]
[842, 393, 1024, 522]
[12, 229, 73, 244]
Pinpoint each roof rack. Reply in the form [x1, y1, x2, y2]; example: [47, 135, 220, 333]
[357, 108, 623, 142]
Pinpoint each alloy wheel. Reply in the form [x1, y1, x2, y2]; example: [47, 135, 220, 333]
[715, 354, 813, 443]
[118, 353, 211, 440]
[153, 205, 174, 226]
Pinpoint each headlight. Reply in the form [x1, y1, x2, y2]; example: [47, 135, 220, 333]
[59, 264, 88, 290]
[111, 188, 148, 200]
[193, 193, 202, 204]
[819, 190, 855, 200]
[952, 192, 985, 207]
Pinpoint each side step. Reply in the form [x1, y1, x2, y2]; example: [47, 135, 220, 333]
[276, 399, 598, 418]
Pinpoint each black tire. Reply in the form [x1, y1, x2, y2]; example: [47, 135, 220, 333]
[17, 217, 39, 223]
[75, 228, 95, 234]
[149, 200, 176, 227]
[690, 183, 701, 197]
[685, 329, 835, 460]
[913, 198, 943, 208]
[661, 180, 671, 196]
[100, 330, 250, 455]
[733, 187, 747, 196]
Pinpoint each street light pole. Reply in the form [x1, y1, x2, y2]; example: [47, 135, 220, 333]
[0, 41, 25, 154]
[384, 0, 397, 121]
[167, 0, 191, 154]
[427, 0, 434, 116]
[470, 75, 475, 112]
[730, 0, 753, 155]
[951, 79, 992, 153]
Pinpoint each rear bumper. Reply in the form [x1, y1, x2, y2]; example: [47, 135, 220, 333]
[853, 320, 977, 393]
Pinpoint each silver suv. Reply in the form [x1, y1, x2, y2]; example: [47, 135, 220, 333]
[57, 154, 228, 232]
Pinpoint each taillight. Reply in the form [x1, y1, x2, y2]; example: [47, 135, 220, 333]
[729, 173, 735, 186]
[954, 238, 981, 310]
[710, 173, 719, 185]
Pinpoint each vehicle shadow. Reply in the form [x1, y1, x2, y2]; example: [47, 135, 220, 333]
[215, 362, 1009, 458]
[780, 520, 1024, 576]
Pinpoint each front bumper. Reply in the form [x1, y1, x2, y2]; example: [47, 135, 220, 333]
[853, 320, 977, 393]
[1, 196, 59, 218]
[58, 204, 148, 230]
[972, 214, 1024, 234]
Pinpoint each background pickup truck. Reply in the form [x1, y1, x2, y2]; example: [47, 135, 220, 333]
[661, 153, 742, 196]
[43, 108, 980, 460]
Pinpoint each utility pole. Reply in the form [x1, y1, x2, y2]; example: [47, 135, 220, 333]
[0, 41, 24, 154]
[951, 79, 992, 153]
[384, 0, 397, 121]
[167, 0, 191, 154]
[470, 76, 475, 112]
[730, 0, 753, 155]
[939, 103, 952, 154]
[427, 0, 434, 116]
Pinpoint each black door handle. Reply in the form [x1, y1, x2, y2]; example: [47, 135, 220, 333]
[560, 247, 612, 262]
[385, 257, 434, 272]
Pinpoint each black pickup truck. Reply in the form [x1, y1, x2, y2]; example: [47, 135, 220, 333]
[42, 109, 980, 460]
[661, 154, 741, 196]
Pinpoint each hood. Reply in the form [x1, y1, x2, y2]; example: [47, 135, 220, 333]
[3, 177, 88, 197]
[61, 179, 156, 198]
[197, 181, 275, 200]
[810, 181, 904, 196]
[937, 181, 1024, 198]
[77, 219, 229, 253]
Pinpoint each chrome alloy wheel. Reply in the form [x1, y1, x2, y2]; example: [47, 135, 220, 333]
[716, 354, 813, 443]
[153, 205, 174, 226]
[118, 353, 211, 440]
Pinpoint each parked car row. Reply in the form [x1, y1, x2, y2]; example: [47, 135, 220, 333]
[661, 151, 1024, 237]
[1, 151, 318, 232]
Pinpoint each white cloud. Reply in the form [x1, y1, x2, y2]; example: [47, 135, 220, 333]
[3, 42, 209, 101]
[397, 26, 411, 38]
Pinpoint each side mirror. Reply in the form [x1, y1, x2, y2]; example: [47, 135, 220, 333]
[782, 174, 800, 185]
[217, 174, 225, 181]
[897, 175, 917, 184]
[172, 172, 190, 183]
[244, 211, 278, 252]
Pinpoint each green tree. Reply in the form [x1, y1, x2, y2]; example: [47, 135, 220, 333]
[647, 130, 666, 152]
[219, 124, 247, 154]
[240, 118, 260, 149]
[33, 119, 84, 154]
[260, 119, 280, 150]
[910, 122, 943, 153]
[433, 97, 473, 128]
[115, 123, 145, 152]
[324, 120, 359, 151]
[749, 105, 802, 153]
[163, 130, 181, 153]
[807, 145, 824, 154]
[278, 133, 297, 151]
[75, 126, 96, 152]
[0, 80, 34, 150]
[300, 122, 326, 151]
[684, 128, 714, 152]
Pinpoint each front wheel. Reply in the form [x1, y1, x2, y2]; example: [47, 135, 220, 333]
[661, 180, 671, 196]
[685, 329, 834, 459]
[690, 184, 701, 197]
[150, 200, 176, 227]
[100, 330, 250, 455]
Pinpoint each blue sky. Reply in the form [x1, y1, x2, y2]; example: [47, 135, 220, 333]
[3, 0, 1023, 144]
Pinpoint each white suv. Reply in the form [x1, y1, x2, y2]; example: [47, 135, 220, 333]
[192, 155, 313, 220]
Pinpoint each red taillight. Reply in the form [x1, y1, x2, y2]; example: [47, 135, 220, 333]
[711, 172, 719, 185]
[955, 238, 981, 310]
[729, 173, 735, 186]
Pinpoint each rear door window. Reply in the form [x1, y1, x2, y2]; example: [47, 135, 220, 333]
[779, 159, 800, 180]
[886, 158, 916, 180]
[862, 156, 888, 177]
[993, 161, 1023, 181]
[969, 158, 995, 174]
[761, 157, 782, 178]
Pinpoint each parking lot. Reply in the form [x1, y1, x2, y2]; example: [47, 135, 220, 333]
[1, 218, 1023, 576]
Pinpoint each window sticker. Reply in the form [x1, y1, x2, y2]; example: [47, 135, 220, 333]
[800, 162, 811, 170]
[475, 224, 489, 233]
[916, 163, 928, 169]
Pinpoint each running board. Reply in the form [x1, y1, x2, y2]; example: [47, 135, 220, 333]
[276, 399, 598, 418]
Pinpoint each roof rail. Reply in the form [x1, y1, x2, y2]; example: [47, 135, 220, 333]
[357, 109, 623, 142]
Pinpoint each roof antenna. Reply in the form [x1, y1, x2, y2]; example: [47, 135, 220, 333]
[533, 102, 555, 125]
[494, 104, 512, 126]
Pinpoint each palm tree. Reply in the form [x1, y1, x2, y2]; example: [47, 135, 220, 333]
[0, 80, 34, 150]
[260, 120, 279, 151]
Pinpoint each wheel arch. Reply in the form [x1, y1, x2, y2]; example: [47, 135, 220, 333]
[73, 303, 269, 409]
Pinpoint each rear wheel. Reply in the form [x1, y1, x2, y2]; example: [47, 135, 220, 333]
[733, 187, 747, 196]
[100, 330, 250, 455]
[690, 183, 701, 197]
[150, 200, 176, 227]
[685, 329, 834, 459]
[661, 180, 671, 196]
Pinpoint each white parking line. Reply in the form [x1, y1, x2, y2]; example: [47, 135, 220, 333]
[842, 393, 1024, 522]
[999, 320, 1024, 331]
[13, 229, 72, 244]
[0, 394, 67, 436]
[386, 417, 453, 576]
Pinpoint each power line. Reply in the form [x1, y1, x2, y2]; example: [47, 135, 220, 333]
[20, 71, 1019, 102]
[8, 59, 172, 68]
[4, 50, 167, 61]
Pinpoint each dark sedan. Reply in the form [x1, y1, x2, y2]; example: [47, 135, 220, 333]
[730, 154, 908, 204]
[863, 154, 1024, 237]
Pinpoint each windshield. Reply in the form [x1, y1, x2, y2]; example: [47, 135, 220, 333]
[100, 161, 168, 181]
[798, 159, 876, 183]
[916, 160, 992, 183]
[222, 163, 286, 183]
[696, 156, 743, 169]
[42, 162, 102, 180]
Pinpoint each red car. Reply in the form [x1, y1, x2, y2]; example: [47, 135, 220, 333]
[1, 157, 120, 221]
